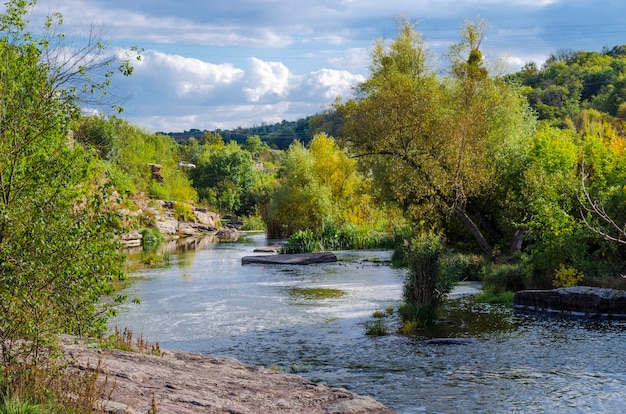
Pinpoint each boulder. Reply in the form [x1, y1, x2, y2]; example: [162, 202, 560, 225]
[193, 208, 218, 227]
[242, 252, 337, 265]
[154, 218, 179, 235]
[119, 230, 142, 247]
[216, 227, 239, 242]
[514, 286, 626, 319]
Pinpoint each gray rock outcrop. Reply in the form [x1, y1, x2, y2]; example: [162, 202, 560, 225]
[514, 286, 626, 319]
[62, 338, 394, 414]
[242, 252, 338, 265]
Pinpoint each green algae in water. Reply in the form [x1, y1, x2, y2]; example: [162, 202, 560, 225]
[289, 287, 345, 300]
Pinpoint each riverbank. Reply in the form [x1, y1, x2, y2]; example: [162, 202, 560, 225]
[62, 337, 395, 414]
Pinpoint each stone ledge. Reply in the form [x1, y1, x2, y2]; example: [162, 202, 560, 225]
[513, 286, 626, 319]
[61, 337, 394, 414]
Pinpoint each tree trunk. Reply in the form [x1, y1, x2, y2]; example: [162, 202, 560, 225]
[509, 228, 526, 254]
[453, 206, 493, 256]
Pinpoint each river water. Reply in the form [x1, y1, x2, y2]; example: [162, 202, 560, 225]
[111, 233, 626, 413]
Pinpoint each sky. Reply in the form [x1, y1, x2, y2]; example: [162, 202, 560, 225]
[26, 0, 626, 133]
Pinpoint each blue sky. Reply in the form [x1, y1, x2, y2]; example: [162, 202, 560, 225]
[28, 0, 626, 133]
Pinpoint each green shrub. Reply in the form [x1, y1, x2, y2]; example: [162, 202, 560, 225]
[140, 228, 163, 250]
[173, 202, 195, 222]
[444, 252, 485, 281]
[401, 233, 453, 326]
[552, 264, 585, 288]
[482, 262, 528, 293]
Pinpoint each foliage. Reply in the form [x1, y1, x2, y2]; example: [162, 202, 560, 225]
[279, 220, 397, 253]
[474, 288, 515, 305]
[508, 45, 626, 125]
[0, 0, 126, 377]
[263, 133, 382, 238]
[140, 228, 164, 249]
[75, 115, 198, 203]
[401, 233, 455, 326]
[173, 201, 195, 222]
[481, 262, 527, 293]
[552, 264, 585, 288]
[263, 141, 334, 238]
[334, 18, 537, 256]
[188, 139, 268, 215]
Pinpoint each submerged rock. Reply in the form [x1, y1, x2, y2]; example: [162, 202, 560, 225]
[421, 338, 476, 345]
[514, 286, 626, 320]
[242, 252, 338, 265]
[62, 337, 394, 414]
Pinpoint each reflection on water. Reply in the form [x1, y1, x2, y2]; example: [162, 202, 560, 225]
[112, 233, 626, 414]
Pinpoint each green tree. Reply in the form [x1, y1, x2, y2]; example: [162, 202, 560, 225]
[190, 141, 261, 214]
[263, 141, 334, 238]
[0, 0, 130, 372]
[335, 19, 535, 256]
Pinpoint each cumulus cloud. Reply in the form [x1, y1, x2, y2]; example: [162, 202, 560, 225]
[140, 51, 243, 97]
[243, 58, 292, 102]
[306, 69, 364, 100]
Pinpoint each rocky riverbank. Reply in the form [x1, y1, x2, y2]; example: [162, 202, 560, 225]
[62, 337, 395, 414]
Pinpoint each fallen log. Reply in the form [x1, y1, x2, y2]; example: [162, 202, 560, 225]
[242, 252, 337, 265]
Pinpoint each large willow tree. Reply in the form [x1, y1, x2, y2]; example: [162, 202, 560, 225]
[335, 19, 536, 256]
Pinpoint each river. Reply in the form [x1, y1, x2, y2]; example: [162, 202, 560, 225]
[111, 232, 626, 413]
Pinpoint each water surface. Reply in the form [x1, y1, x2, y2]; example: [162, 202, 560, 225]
[112, 233, 626, 413]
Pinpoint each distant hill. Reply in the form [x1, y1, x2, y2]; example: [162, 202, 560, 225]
[159, 116, 316, 150]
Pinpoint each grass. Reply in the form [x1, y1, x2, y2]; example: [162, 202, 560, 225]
[98, 326, 162, 356]
[288, 287, 345, 300]
[363, 320, 388, 336]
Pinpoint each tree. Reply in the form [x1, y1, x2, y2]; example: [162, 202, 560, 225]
[335, 19, 535, 256]
[0, 0, 132, 372]
[190, 141, 261, 214]
[263, 141, 334, 238]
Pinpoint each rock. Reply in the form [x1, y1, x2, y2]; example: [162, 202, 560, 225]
[421, 338, 476, 345]
[216, 227, 239, 242]
[242, 252, 338, 265]
[149, 164, 164, 183]
[119, 231, 142, 247]
[514, 286, 626, 319]
[154, 218, 179, 235]
[253, 246, 279, 253]
[193, 208, 218, 228]
[61, 338, 394, 414]
[177, 222, 197, 237]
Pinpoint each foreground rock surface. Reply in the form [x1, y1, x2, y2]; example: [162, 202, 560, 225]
[63, 338, 394, 414]
[242, 252, 338, 265]
[514, 286, 626, 319]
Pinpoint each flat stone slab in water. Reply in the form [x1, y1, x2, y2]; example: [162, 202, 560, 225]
[242, 252, 337, 265]
[514, 286, 626, 319]
[252, 246, 279, 253]
[421, 338, 476, 345]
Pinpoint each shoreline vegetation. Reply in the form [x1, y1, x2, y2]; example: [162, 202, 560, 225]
[4, 0, 626, 411]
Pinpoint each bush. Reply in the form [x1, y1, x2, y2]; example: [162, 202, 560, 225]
[482, 262, 527, 293]
[173, 202, 195, 222]
[552, 264, 585, 288]
[443, 252, 485, 281]
[401, 233, 454, 326]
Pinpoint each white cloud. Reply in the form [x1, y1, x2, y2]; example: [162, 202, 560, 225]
[307, 69, 364, 100]
[243, 58, 292, 102]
